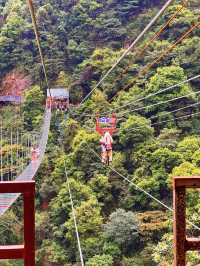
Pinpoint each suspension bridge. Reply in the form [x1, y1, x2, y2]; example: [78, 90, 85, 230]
[0, 106, 51, 215]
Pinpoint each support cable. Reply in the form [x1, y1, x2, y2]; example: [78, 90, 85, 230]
[21, 133, 24, 172]
[16, 130, 19, 175]
[108, 1, 188, 101]
[80, 73, 200, 120]
[121, 110, 200, 135]
[26, 0, 51, 97]
[123, 19, 200, 92]
[89, 147, 200, 232]
[7, 135, 10, 181]
[75, 17, 200, 119]
[79, 111, 200, 137]
[117, 101, 200, 123]
[79, 0, 175, 105]
[79, 20, 200, 120]
[101, 74, 200, 117]
[27, 134, 30, 163]
[64, 161, 84, 266]
[116, 88, 200, 118]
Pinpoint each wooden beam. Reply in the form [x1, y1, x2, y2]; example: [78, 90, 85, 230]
[0, 181, 35, 193]
[186, 238, 200, 251]
[174, 176, 200, 188]
[0, 245, 24, 259]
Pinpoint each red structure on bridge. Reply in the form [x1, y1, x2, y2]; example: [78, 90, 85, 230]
[0, 181, 35, 266]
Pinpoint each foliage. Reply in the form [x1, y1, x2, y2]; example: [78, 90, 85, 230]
[88, 174, 112, 205]
[39, 240, 68, 265]
[176, 136, 200, 162]
[65, 198, 103, 259]
[2, 0, 200, 265]
[103, 209, 139, 247]
[22, 85, 44, 130]
[152, 233, 173, 266]
[119, 115, 153, 150]
[86, 254, 113, 266]
[145, 66, 195, 114]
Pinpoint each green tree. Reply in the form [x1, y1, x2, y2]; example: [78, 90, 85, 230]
[50, 177, 94, 229]
[144, 66, 196, 115]
[103, 209, 139, 247]
[152, 233, 173, 266]
[88, 174, 112, 205]
[86, 254, 113, 266]
[22, 85, 44, 130]
[176, 136, 200, 162]
[150, 147, 183, 193]
[65, 198, 103, 258]
[62, 119, 80, 153]
[54, 71, 72, 87]
[72, 129, 101, 177]
[39, 240, 68, 265]
[119, 115, 153, 150]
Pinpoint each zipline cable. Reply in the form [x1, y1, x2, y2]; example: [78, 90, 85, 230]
[27, 0, 51, 97]
[117, 101, 200, 122]
[83, 109, 200, 134]
[115, 88, 200, 118]
[80, 73, 200, 120]
[101, 73, 200, 117]
[123, 110, 200, 135]
[79, 0, 175, 105]
[80, 19, 200, 120]
[89, 147, 200, 232]
[64, 161, 84, 266]
[124, 19, 200, 92]
[97, 18, 200, 109]
[108, 1, 188, 101]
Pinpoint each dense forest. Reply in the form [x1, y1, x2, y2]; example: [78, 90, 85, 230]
[0, 0, 200, 265]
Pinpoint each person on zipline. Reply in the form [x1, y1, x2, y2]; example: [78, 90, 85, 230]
[100, 135, 107, 163]
[103, 131, 113, 165]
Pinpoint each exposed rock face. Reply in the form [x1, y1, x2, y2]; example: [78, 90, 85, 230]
[0, 70, 31, 96]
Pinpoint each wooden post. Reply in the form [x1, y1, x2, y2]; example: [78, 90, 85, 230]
[173, 184, 186, 265]
[24, 186, 35, 265]
[0, 181, 35, 265]
[173, 177, 200, 266]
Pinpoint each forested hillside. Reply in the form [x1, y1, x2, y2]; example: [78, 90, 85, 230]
[1, 0, 200, 265]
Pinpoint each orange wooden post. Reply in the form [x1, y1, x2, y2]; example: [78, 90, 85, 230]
[0, 181, 35, 266]
[24, 184, 35, 265]
[173, 177, 200, 266]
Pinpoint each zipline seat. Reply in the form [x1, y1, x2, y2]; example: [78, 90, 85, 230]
[96, 113, 117, 136]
